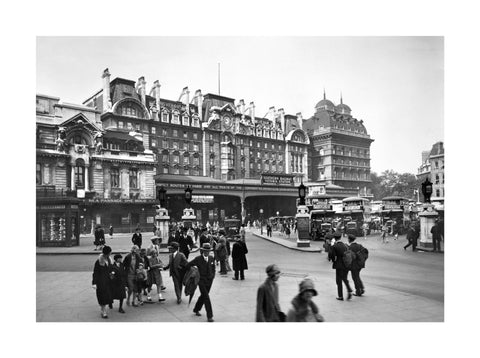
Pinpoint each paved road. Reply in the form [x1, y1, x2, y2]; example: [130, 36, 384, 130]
[36, 231, 443, 322]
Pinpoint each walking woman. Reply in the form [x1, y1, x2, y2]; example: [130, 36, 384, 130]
[148, 250, 166, 302]
[110, 254, 127, 313]
[92, 246, 113, 318]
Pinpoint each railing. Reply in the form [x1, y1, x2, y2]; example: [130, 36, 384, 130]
[36, 186, 75, 198]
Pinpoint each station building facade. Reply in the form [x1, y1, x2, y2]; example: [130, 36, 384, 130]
[36, 68, 375, 242]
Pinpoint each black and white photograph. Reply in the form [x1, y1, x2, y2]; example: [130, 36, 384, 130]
[35, 36, 445, 323]
[3, 0, 478, 357]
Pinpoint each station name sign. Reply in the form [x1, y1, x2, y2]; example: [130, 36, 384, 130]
[260, 174, 294, 186]
[313, 204, 331, 210]
[383, 204, 402, 210]
[192, 195, 214, 203]
[345, 205, 362, 210]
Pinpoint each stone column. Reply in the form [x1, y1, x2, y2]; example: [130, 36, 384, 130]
[418, 204, 438, 249]
[155, 206, 170, 248]
[84, 166, 89, 191]
[71, 167, 75, 190]
[241, 198, 246, 224]
[296, 205, 311, 247]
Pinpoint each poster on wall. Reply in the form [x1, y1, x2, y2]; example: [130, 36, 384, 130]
[296, 217, 310, 240]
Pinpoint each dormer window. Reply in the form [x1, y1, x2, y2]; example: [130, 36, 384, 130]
[161, 111, 169, 123]
[182, 115, 189, 126]
[172, 111, 180, 124]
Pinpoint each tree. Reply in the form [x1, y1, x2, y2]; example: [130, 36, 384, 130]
[370, 170, 422, 200]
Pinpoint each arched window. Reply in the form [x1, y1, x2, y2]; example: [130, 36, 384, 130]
[435, 174, 440, 184]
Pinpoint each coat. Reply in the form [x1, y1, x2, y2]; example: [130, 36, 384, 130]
[406, 227, 419, 242]
[286, 294, 323, 322]
[232, 241, 248, 271]
[179, 234, 194, 256]
[94, 228, 105, 246]
[164, 250, 188, 280]
[328, 241, 349, 270]
[183, 266, 200, 297]
[92, 258, 113, 305]
[349, 242, 368, 270]
[110, 263, 127, 300]
[256, 278, 281, 322]
[131, 233, 142, 247]
[123, 252, 142, 275]
[186, 254, 216, 286]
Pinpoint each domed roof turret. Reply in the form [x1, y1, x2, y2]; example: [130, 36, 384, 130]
[315, 90, 335, 112]
[335, 94, 351, 115]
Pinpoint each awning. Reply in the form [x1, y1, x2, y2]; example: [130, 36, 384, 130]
[103, 130, 143, 142]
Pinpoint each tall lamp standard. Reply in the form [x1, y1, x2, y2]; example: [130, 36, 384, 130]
[154, 185, 170, 246]
[295, 180, 310, 247]
[259, 208, 264, 235]
[421, 178, 433, 203]
[182, 185, 196, 229]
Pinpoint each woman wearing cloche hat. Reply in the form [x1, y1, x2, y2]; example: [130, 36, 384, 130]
[286, 278, 324, 322]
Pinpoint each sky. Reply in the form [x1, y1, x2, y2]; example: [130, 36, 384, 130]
[37, 36, 443, 175]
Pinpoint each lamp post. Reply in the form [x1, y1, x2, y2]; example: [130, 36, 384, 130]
[259, 208, 264, 235]
[154, 185, 170, 247]
[418, 177, 437, 250]
[157, 185, 167, 208]
[421, 178, 433, 203]
[295, 180, 310, 247]
[182, 185, 196, 229]
[184, 185, 193, 208]
[298, 181, 306, 206]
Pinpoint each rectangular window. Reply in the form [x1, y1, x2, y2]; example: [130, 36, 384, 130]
[183, 156, 189, 164]
[135, 123, 141, 131]
[173, 129, 178, 137]
[183, 131, 188, 138]
[173, 141, 179, 150]
[127, 122, 133, 130]
[173, 155, 179, 163]
[257, 142, 260, 148]
[172, 113, 180, 124]
[193, 143, 199, 152]
[75, 165, 84, 188]
[162, 154, 169, 162]
[183, 142, 189, 150]
[129, 169, 138, 189]
[162, 129, 168, 137]
[162, 112, 169, 123]
[151, 127, 156, 135]
[193, 132, 198, 140]
[193, 157, 199, 165]
[36, 163, 42, 185]
[183, 116, 189, 126]
[118, 121, 124, 129]
[163, 166, 169, 174]
[151, 139, 157, 147]
[110, 168, 120, 188]
[250, 162, 253, 169]
[240, 148, 244, 156]
[173, 167, 179, 175]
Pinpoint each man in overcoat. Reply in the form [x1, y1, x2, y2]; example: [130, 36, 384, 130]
[163, 241, 188, 304]
[256, 264, 284, 322]
[347, 234, 368, 296]
[328, 233, 353, 301]
[231, 237, 248, 280]
[186, 243, 216, 322]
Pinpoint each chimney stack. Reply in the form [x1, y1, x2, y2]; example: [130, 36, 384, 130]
[296, 112, 303, 129]
[239, 99, 245, 119]
[194, 89, 203, 121]
[250, 101, 255, 123]
[278, 108, 285, 132]
[102, 68, 111, 112]
[153, 80, 161, 118]
[137, 76, 147, 107]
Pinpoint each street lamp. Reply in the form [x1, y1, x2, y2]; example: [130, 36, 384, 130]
[298, 181, 306, 206]
[259, 208, 264, 235]
[421, 178, 433, 203]
[157, 185, 167, 208]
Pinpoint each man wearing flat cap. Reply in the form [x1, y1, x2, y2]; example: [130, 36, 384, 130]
[186, 242, 216, 322]
[256, 264, 285, 322]
[286, 278, 324, 322]
[163, 241, 188, 304]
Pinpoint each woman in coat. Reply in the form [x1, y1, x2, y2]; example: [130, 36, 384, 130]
[231, 237, 248, 280]
[110, 254, 127, 313]
[94, 225, 106, 250]
[92, 246, 113, 318]
[147, 250, 166, 302]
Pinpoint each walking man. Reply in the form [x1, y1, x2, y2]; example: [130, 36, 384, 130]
[186, 243, 216, 322]
[404, 224, 418, 251]
[328, 234, 353, 301]
[256, 264, 285, 322]
[347, 234, 368, 296]
[131, 228, 143, 249]
[231, 237, 248, 280]
[163, 241, 188, 304]
[431, 219, 443, 252]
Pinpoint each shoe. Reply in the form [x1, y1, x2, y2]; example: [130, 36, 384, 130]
[194, 310, 201, 316]
[101, 313, 108, 319]
[177, 298, 182, 304]
[336, 297, 344, 301]
[119, 308, 125, 313]
[159, 298, 166, 302]
[207, 318, 214, 322]
[147, 296, 152, 301]
[353, 293, 362, 297]
[347, 292, 352, 300]
[160, 286, 166, 291]
[361, 289, 365, 295]
[241, 278, 245, 280]
[232, 277, 238, 280]
[139, 301, 144, 306]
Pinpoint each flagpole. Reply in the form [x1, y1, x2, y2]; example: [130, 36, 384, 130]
[218, 62, 220, 95]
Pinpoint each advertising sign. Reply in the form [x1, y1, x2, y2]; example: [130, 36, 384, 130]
[296, 217, 310, 240]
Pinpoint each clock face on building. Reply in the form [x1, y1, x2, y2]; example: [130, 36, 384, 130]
[224, 116, 232, 129]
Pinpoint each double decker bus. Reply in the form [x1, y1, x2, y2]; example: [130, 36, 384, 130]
[380, 196, 410, 235]
[306, 194, 336, 240]
[340, 197, 372, 236]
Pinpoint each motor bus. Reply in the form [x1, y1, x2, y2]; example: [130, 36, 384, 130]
[380, 196, 410, 235]
[340, 197, 372, 236]
[307, 195, 336, 240]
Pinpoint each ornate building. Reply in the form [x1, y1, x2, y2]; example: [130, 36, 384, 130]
[303, 91, 374, 198]
[416, 141, 444, 198]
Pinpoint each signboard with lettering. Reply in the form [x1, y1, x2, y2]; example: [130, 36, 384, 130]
[121, 216, 130, 225]
[192, 195, 214, 203]
[383, 204, 402, 210]
[345, 205, 362, 210]
[260, 174, 294, 186]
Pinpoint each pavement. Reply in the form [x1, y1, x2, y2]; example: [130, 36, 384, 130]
[36, 228, 444, 322]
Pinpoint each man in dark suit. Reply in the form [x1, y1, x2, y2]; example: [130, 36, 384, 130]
[131, 228, 142, 249]
[347, 234, 368, 296]
[328, 233, 353, 301]
[163, 241, 188, 304]
[186, 243, 216, 322]
[404, 224, 419, 251]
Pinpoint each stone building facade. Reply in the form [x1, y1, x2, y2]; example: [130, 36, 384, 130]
[416, 141, 444, 198]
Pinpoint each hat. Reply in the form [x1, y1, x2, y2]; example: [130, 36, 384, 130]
[265, 264, 281, 276]
[200, 243, 212, 251]
[113, 254, 123, 261]
[169, 241, 179, 249]
[102, 246, 112, 255]
[299, 278, 318, 296]
[347, 234, 356, 241]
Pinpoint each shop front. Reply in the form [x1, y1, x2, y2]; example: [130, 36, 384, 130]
[36, 198, 81, 247]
